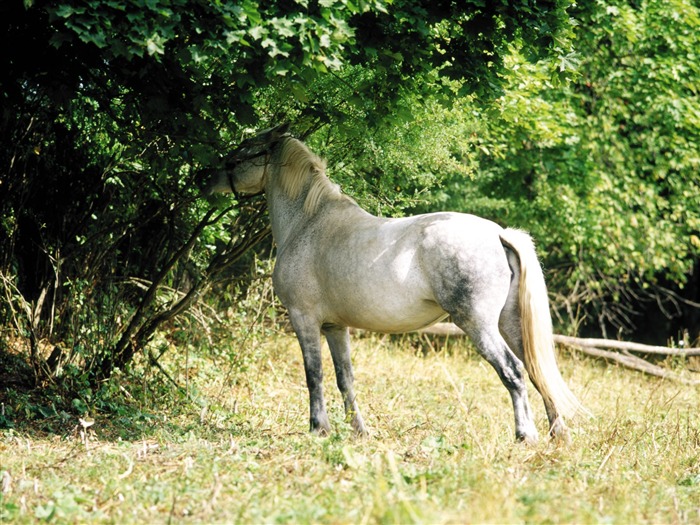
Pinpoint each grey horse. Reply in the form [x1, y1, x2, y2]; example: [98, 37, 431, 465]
[206, 124, 587, 443]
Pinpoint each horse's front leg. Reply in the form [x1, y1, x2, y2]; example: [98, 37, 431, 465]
[288, 310, 331, 435]
[323, 325, 367, 436]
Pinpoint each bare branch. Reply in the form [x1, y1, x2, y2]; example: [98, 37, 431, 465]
[552, 335, 700, 357]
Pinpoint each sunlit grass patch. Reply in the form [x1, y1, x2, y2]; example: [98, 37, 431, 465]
[2, 332, 699, 523]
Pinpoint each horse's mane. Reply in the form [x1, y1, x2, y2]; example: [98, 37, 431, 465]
[276, 137, 346, 215]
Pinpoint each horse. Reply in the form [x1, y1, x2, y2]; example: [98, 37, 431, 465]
[205, 124, 587, 443]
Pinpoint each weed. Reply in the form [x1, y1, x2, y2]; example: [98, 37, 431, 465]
[1, 332, 699, 523]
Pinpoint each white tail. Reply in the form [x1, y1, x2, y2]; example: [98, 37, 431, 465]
[500, 228, 587, 420]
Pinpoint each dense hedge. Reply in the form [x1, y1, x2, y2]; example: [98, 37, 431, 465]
[1, 0, 697, 389]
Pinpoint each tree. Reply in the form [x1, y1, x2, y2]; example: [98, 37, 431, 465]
[418, 0, 700, 340]
[0, 0, 575, 386]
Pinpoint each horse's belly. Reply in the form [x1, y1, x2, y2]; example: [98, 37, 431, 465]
[334, 297, 448, 334]
[318, 237, 448, 332]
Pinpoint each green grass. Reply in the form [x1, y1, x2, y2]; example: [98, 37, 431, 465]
[2, 332, 699, 523]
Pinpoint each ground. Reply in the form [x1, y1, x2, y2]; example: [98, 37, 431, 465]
[1, 331, 699, 523]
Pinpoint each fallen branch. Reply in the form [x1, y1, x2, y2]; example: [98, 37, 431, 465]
[555, 341, 700, 386]
[553, 334, 700, 357]
[419, 323, 700, 386]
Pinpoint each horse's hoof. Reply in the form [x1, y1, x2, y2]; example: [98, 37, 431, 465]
[310, 415, 331, 437]
[352, 425, 370, 439]
[516, 429, 539, 445]
[519, 436, 539, 446]
[310, 426, 331, 437]
[549, 419, 571, 444]
[350, 415, 368, 438]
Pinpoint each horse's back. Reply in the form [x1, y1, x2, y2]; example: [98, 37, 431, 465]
[274, 208, 512, 332]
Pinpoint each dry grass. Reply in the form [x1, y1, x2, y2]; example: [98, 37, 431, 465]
[1, 332, 699, 523]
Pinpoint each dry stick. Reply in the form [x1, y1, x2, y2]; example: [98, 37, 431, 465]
[559, 342, 700, 386]
[419, 323, 700, 386]
[102, 207, 224, 379]
[553, 334, 700, 357]
[421, 323, 700, 357]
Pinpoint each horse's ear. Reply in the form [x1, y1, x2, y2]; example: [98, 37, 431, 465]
[251, 123, 290, 147]
[269, 123, 290, 141]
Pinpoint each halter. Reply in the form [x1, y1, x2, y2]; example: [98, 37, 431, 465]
[224, 129, 290, 202]
[226, 147, 271, 202]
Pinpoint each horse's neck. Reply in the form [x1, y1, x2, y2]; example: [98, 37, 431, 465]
[267, 174, 328, 247]
[267, 189, 303, 247]
[266, 178, 362, 248]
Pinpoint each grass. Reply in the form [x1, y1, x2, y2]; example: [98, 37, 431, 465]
[1, 331, 699, 524]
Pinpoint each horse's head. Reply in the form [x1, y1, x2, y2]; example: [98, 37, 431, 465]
[203, 123, 290, 197]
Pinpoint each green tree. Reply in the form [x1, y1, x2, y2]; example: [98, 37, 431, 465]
[422, 0, 700, 339]
[0, 0, 575, 387]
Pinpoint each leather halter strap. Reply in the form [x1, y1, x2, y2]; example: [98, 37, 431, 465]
[226, 148, 270, 201]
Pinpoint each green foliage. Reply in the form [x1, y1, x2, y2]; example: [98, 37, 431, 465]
[326, 93, 481, 216]
[558, 0, 697, 274]
[0, 0, 576, 386]
[1, 0, 697, 394]
[414, 0, 700, 335]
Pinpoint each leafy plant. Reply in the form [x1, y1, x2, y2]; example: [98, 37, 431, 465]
[0, 0, 576, 387]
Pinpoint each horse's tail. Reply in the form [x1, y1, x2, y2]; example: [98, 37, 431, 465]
[499, 228, 587, 421]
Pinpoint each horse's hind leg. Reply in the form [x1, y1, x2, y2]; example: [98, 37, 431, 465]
[288, 309, 331, 435]
[499, 249, 568, 439]
[323, 325, 367, 436]
[455, 315, 539, 443]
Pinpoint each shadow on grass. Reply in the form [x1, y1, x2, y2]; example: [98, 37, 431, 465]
[0, 346, 234, 443]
